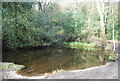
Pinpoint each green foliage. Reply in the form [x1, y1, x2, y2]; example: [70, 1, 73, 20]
[105, 3, 119, 40]
[34, 3, 64, 45]
[2, 2, 119, 49]
[0, 64, 18, 69]
[64, 42, 97, 51]
[105, 53, 118, 61]
[62, 4, 86, 39]
[2, 2, 37, 49]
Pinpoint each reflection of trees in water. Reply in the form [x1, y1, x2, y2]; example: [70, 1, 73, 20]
[3, 47, 108, 76]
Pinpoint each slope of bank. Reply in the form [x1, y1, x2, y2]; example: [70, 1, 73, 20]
[0, 60, 118, 79]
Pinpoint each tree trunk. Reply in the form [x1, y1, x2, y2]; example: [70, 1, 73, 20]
[38, 2, 43, 11]
[112, 5, 115, 52]
[96, 0, 106, 62]
[96, 0, 106, 48]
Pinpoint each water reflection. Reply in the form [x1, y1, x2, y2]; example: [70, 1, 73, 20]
[2, 47, 105, 76]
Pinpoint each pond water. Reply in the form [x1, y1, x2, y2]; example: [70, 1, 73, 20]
[2, 47, 107, 76]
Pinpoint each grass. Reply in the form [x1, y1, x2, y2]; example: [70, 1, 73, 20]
[63, 42, 97, 51]
[0, 64, 18, 69]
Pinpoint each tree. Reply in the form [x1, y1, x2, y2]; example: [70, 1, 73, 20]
[38, 1, 43, 11]
[96, 0, 107, 62]
[2, 2, 36, 49]
[96, 0, 107, 48]
[37, 0, 50, 11]
[112, 3, 115, 52]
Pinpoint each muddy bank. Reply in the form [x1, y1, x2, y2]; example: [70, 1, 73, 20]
[1, 61, 118, 79]
[0, 62, 47, 80]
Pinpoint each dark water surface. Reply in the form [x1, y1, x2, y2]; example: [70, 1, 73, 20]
[2, 47, 105, 76]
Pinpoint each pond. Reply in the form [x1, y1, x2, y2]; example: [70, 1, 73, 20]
[2, 47, 107, 76]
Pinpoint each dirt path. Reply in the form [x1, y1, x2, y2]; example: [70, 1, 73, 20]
[1, 61, 119, 80]
[45, 62, 118, 79]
